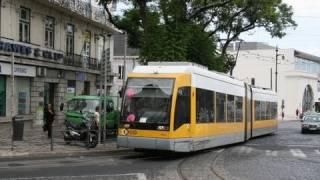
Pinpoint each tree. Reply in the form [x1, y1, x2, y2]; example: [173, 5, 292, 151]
[97, 0, 297, 72]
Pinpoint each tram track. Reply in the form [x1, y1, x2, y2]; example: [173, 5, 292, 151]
[176, 149, 227, 180]
[210, 149, 226, 180]
[176, 156, 189, 180]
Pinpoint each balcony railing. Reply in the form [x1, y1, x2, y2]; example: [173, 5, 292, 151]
[47, 0, 110, 26]
[64, 54, 100, 71]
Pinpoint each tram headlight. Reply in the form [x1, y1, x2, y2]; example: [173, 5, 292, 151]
[157, 126, 169, 130]
[124, 124, 130, 128]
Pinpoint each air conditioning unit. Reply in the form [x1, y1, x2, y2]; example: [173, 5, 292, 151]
[36, 67, 46, 77]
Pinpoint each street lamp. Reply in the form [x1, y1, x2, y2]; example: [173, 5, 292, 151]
[275, 46, 285, 93]
[231, 38, 244, 76]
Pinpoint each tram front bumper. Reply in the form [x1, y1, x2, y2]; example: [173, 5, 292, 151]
[117, 136, 192, 152]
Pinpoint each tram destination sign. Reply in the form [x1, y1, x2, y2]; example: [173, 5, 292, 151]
[0, 39, 64, 61]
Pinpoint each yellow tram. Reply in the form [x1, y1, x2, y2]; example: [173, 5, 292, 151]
[117, 62, 278, 152]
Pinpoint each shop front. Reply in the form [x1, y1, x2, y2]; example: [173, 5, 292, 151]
[0, 62, 36, 130]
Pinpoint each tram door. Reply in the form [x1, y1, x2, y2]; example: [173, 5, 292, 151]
[244, 84, 253, 141]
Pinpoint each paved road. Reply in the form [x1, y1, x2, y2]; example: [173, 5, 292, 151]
[0, 120, 319, 180]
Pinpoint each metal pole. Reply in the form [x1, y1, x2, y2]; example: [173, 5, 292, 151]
[104, 34, 111, 143]
[98, 36, 105, 144]
[275, 46, 278, 93]
[10, 53, 15, 151]
[231, 40, 242, 76]
[123, 32, 127, 92]
[50, 125, 53, 151]
[270, 68, 273, 90]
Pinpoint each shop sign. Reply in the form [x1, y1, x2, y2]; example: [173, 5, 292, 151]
[0, 62, 36, 77]
[67, 87, 75, 93]
[0, 40, 64, 61]
[76, 72, 86, 81]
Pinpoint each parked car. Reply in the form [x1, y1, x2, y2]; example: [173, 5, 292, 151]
[301, 114, 320, 133]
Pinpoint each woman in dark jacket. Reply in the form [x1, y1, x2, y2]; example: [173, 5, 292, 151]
[45, 104, 55, 138]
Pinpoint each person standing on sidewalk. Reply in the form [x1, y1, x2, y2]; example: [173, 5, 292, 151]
[94, 106, 100, 126]
[45, 104, 55, 138]
[296, 108, 300, 120]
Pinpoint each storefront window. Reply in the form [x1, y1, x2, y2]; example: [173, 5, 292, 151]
[16, 78, 30, 115]
[0, 76, 6, 117]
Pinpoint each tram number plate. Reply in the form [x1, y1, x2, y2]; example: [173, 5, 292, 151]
[128, 129, 138, 135]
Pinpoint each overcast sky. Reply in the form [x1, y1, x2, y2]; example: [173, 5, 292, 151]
[240, 0, 320, 56]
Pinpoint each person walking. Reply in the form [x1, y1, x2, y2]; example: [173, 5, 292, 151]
[296, 108, 299, 120]
[45, 104, 55, 138]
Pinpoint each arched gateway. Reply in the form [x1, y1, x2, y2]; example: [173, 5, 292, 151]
[302, 85, 314, 112]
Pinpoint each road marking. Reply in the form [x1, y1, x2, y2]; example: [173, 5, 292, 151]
[239, 146, 253, 154]
[265, 150, 278, 156]
[314, 149, 320, 155]
[217, 148, 224, 153]
[246, 143, 320, 148]
[290, 149, 306, 158]
[5, 173, 147, 180]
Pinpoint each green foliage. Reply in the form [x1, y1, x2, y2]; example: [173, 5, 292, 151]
[98, 0, 296, 72]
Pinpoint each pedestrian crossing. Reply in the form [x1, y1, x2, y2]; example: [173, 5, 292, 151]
[233, 146, 320, 159]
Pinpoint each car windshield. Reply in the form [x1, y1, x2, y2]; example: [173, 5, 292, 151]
[121, 78, 174, 125]
[304, 116, 320, 122]
[67, 99, 99, 113]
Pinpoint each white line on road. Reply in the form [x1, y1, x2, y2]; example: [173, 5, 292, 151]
[314, 149, 320, 155]
[265, 150, 278, 157]
[4, 173, 147, 180]
[290, 149, 306, 158]
[217, 149, 224, 153]
[246, 143, 320, 148]
[239, 146, 253, 154]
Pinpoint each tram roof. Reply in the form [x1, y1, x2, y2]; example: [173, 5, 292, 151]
[132, 62, 244, 86]
[133, 62, 276, 95]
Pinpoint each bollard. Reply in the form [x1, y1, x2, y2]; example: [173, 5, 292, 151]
[11, 116, 15, 151]
[50, 124, 53, 151]
[103, 121, 106, 145]
[86, 127, 90, 150]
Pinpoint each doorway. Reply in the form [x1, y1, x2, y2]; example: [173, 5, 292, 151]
[44, 83, 55, 110]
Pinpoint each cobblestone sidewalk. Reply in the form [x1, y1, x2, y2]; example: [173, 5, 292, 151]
[0, 126, 123, 158]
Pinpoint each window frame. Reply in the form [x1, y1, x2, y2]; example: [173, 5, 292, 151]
[196, 88, 215, 123]
[66, 24, 75, 55]
[227, 94, 235, 123]
[216, 92, 226, 123]
[19, 7, 31, 43]
[174, 87, 191, 130]
[45, 16, 55, 49]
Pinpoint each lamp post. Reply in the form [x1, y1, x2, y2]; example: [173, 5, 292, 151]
[275, 46, 284, 93]
[122, 31, 127, 92]
[231, 38, 244, 76]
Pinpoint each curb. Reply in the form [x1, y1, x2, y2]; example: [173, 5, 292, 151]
[0, 148, 131, 161]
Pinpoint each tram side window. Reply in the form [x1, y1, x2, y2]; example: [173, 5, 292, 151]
[196, 88, 214, 123]
[216, 92, 226, 123]
[174, 87, 191, 130]
[255, 101, 261, 120]
[272, 102, 278, 119]
[261, 101, 267, 120]
[266, 102, 271, 120]
[235, 96, 243, 122]
[227, 95, 235, 122]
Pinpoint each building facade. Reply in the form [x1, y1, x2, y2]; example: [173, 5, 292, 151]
[110, 33, 140, 99]
[0, 0, 117, 130]
[232, 42, 320, 120]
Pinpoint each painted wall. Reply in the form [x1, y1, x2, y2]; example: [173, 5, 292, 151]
[233, 48, 320, 120]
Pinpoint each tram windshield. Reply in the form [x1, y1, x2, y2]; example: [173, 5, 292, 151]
[121, 78, 174, 125]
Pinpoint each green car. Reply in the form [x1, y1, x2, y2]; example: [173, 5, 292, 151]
[64, 95, 120, 132]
